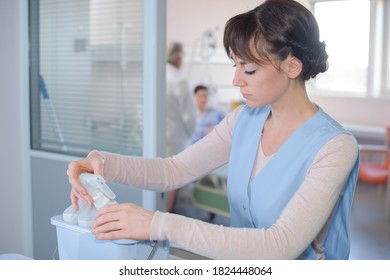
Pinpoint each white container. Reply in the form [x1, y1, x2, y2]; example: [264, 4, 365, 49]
[51, 215, 169, 260]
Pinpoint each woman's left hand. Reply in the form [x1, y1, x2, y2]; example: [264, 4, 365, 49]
[92, 203, 154, 240]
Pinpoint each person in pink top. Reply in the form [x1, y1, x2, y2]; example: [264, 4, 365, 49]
[66, 0, 359, 259]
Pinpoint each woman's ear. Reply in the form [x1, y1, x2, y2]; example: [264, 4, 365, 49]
[282, 55, 303, 79]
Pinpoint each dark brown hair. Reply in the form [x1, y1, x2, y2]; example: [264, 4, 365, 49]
[223, 0, 328, 81]
[193, 85, 208, 95]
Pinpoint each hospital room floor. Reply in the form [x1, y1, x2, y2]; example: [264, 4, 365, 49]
[349, 182, 390, 260]
[169, 182, 390, 260]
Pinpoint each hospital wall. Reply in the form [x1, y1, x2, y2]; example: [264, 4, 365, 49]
[0, 0, 32, 257]
[0, 0, 389, 259]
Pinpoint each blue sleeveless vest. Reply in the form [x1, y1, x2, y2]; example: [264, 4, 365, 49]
[227, 105, 359, 259]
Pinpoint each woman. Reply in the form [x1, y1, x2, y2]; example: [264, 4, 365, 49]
[67, 0, 359, 259]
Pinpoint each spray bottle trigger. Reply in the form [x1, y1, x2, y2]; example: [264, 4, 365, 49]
[95, 176, 116, 200]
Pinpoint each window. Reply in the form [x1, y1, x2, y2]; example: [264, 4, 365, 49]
[313, 0, 370, 97]
[311, 0, 390, 98]
[30, 0, 144, 156]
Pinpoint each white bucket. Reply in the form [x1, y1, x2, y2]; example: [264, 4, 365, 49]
[51, 215, 169, 260]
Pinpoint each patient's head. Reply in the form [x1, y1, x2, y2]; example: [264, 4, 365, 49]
[194, 85, 209, 113]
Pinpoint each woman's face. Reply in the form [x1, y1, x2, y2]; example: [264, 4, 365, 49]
[231, 54, 290, 108]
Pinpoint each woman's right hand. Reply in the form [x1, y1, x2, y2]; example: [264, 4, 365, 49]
[66, 150, 105, 211]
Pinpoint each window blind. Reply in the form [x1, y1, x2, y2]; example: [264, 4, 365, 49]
[30, 0, 144, 156]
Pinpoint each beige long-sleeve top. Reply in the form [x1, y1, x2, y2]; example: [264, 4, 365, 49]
[100, 105, 359, 260]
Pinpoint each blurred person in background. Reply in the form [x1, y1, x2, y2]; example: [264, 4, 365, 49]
[191, 85, 225, 144]
[165, 42, 197, 212]
[165, 41, 196, 156]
